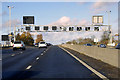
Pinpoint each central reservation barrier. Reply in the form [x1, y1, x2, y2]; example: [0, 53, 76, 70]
[61, 44, 120, 68]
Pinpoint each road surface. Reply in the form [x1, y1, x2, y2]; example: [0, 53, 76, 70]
[2, 46, 102, 80]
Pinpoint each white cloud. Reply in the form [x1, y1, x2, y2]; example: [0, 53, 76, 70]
[49, 16, 71, 25]
[0, 11, 8, 16]
[91, 2, 115, 14]
[49, 16, 90, 26]
[2, 19, 21, 34]
[78, 19, 90, 25]
[40, 32, 103, 45]
[3, 19, 21, 27]
[45, 16, 101, 45]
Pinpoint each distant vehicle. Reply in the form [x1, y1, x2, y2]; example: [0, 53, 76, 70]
[38, 41, 47, 48]
[13, 41, 26, 50]
[84, 43, 92, 46]
[99, 44, 106, 48]
[46, 43, 52, 46]
[34, 43, 38, 47]
[115, 43, 120, 49]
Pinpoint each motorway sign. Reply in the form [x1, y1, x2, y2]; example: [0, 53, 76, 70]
[2, 35, 9, 41]
[23, 16, 34, 24]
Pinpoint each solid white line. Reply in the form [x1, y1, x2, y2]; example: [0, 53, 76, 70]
[26, 65, 32, 70]
[59, 46, 109, 80]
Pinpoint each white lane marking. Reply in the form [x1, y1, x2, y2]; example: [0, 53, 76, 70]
[36, 57, 39, 60]
[44, 51, 46, 52]
[26, 65, 32, 70]
[11, 54, 15, 56]
[41, 53, 43, 56]
[46, 48, 49, 51]
[0, 58, 2, 61]
[59, 46, 109, 80]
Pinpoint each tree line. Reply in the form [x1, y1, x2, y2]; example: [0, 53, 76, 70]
[16, 32, 44, 46]
[66, 31, 116, 45]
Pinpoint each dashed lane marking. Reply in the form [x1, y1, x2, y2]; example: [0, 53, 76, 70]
[44, 50, 46, 52]
[59, 46, 109, 80]
[36, 57, 39, 60]
[25, 47, 52, 71]
[41, 53, 43, 56]
[11, 54, 15, 56]
[26, 65, 32, 70]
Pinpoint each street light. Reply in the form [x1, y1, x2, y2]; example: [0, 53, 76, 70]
[7, 6, 14, 46]
[106, 11, 112, 45]
[106, 11, 111, 32]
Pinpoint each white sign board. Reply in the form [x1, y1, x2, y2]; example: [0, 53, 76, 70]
[92, 16, 103, 24]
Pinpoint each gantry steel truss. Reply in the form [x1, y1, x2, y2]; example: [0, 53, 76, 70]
[15, 24, 111, 33]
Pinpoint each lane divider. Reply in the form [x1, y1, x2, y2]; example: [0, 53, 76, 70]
[11, 51, 23, 56]
[40, 46, 51, 56]
[26, 65, 32, 70]
[11, 54, 15, 56]
[59, 46, 109, 80]
[20, 52, 23, 54]
[25, 46, 51, 70]
[36, 57, 39, 60]
[41, 53, 43, 56]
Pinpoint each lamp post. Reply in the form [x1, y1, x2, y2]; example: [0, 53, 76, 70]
[106, 11, 111, 31]
[106, 11, 112, 45]
[8, 6, 14, 46]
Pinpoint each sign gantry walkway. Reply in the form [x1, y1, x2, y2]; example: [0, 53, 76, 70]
[15, 24, 111, 33]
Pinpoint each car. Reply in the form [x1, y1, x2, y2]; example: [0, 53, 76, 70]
[84, 43, 92, 46]
[99, 44, 106, 48]
[13, 41, 26, 50]
[34, 43, 38, 47]
[115, 43, 120, 49]
[38, 41, 47, 48]
[46, 43, 52, 46]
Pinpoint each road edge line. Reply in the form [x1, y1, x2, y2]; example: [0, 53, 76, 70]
[59, 46, 109, 80]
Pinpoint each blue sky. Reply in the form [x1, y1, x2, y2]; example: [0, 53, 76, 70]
[1, 2, 118, 44]
[2, 2, 94, 25]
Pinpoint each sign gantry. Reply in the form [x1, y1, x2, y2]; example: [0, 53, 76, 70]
[15, 15, 111, 33]
[15, 24, 110, 33]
